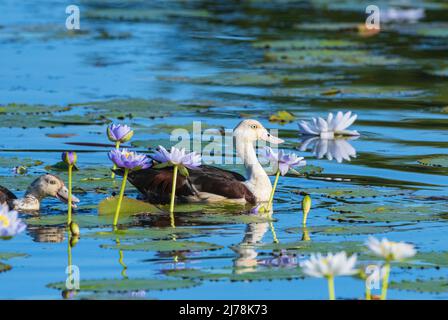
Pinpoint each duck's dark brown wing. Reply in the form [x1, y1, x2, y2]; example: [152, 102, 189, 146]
[0, 186, 17, 205]
[114, 165, 255, 205]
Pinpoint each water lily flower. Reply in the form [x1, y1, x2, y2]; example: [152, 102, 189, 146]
[152, 146, 201, 214]
[107, 124, 134, 179]
[107, 124, 134, 143]
[298, 111, 360, 138]
[301, 251, 358, 300]
[0, 204, 26, 238]
[263, 147, 306, 210]
[366, 237, 416, 300]
[299, 136, 357, 163]
[61, 151, 78, 225]
[108, 149, 151, 226]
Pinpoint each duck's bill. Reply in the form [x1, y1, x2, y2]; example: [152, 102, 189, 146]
[261, 131, 284, 144]
[56, 186, 80, 209]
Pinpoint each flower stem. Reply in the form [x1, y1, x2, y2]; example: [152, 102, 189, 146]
[113, 168, 128, 226]
[267, 170, 280, 210]
[381, 262, 391, 300]
[327, 276, 336, 300]
[67, 164, 73, 226]
[111, 141, 120, 179]
[365, 283, 372, 300]
[169, 165, 178, 214]
[269, 221, 279, 243]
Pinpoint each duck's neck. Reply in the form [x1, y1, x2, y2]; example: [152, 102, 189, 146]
[12, 189, 41, 212]
[236, 140, 272, 202]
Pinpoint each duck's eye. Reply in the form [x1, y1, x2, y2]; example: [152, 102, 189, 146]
[251, 125, 257, 129]
[49, 180, 56, 185]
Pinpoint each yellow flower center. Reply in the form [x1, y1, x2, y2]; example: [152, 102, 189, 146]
[0, 215, 10, 228]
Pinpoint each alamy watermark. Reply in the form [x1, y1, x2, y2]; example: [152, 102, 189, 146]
[66, 5, 80, 30]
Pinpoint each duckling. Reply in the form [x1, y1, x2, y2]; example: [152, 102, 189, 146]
[0, 174, 80, 213]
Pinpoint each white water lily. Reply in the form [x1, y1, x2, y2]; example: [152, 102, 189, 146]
[366, 237, 416, 262]
[301, 251, 358, 278]
[300, 136, 357, 163]
[298, 111, 360, 138]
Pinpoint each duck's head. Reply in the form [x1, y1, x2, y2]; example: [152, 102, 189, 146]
[233, 119, 284, 144]
[27, 174, 80, 209]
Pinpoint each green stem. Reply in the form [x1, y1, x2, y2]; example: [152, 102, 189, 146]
[381, 262, 391, 300]
[327, 276, 335, 300]
[269, 221, 279, 244]
[365, 282, 372, 300]
[113, 168, 128, 226]
[170, 211, 176, 229]
[67, 164, 73, 226]
[111, 141, 120, 179]
[267, 170, 281, 210]
[169, 165, 178, 213]
[67, 232, 72, 276]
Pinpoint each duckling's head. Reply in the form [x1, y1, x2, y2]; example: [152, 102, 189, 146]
[27, 174, 80, 209]
[234, 119, 284, 144]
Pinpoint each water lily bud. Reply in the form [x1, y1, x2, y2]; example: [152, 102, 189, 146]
[107, 124, 134, 143]
[69, 221, 80, 236]
[302, 194, 311, 225]
[13, 166, 27, 175]
[62, 151, 77, 166]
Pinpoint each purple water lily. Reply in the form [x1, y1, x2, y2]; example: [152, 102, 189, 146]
[263, 147, 306, 176]
[152, 146, 201, 169]
[0, 204, 26, 238]
[62, 151, 77, 165]
[107, 124, 134, 143]
[108, 149, 151, 171]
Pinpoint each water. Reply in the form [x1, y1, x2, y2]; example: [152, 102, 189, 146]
[0, 0, 447, 300]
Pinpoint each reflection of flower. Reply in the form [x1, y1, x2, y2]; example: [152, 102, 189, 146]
[107, 124, 134, 143]
[382, 8, 425, 24]
[301, 251, 358, 278]
[366, 237, 416, 262]
[108, 149, 151, 171]
[0, 204, 26, 238]
[300, 136, 357, 163]
[298, 111, 360, 138]
[263, 147, 306, 176]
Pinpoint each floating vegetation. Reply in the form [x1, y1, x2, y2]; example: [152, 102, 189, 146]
[101, 240, 224, 252]
[417, 156, 448, 168]
[85, 227, 206, 240]
[328, 204, 440, 223]
[285, 225, 393, 236]
[98, 197, 161, 216]
[165, 267, 305, 282]
[47, 278, 200, 293]
[296, 187, 411, 199]
[0, 262, 12, 273]
[25, 214, 130, 228]
[390, 278, 448, 294]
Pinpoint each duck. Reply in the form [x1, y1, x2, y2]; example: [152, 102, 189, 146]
[117, 119, 284, 205]
[0, 174, 80, 213]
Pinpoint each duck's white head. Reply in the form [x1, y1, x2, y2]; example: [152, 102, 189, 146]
[233, 119, 284, 145]
[27, 174, 80, 209]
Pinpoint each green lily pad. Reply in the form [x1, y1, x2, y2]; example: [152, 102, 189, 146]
[390, 278, 448, 293]
[418, 156, 448, 168]
[47, 278, 199, 293]
[288, 165, 324, 176]
[85, 227, 205, 240]
[25, 214, 127, 228]
[328, 204, 440, 223]
[187, 213, 274, 225]
[254, 39, 359, 50]
[297, 187, 411, 199]
[235, 240, 363, 255]
[0, 262, 12, 273]
[285, 225, 393, 236]
[101, 240, 223, 252]
[98, 197, 161, 216]
[165, 267, 304, 282]
[396, 251, 448, 270]
[0, 252, 28, 260]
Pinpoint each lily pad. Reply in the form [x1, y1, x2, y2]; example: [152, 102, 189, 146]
[269, 111, 295, 123]
[285, 225, 393, 236]
[47, 278, 199, 293]
[85, 227, 205, 240]
[25, 214, 127, 228]
[328, 204, 440, 223]
[390, 278, 448, 293]
[297, 187, 411, 199]
[164, 267, 304, 282]
[98, 197, 161, 216]
[0, 252, 28, 260]
[418, 156, 448, 168]
[101, 240, 223, 252]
